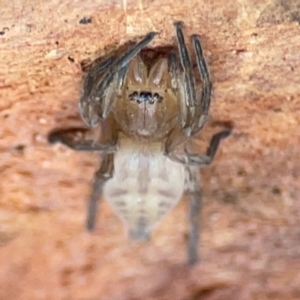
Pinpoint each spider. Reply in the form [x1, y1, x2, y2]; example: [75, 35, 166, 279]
[48, 22, 231, 265]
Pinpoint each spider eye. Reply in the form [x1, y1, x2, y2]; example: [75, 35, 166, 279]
[140, 91, 152, 101]
[153, 93, 163, 103]
[129, 91, 162, 104]
[129, 91, 138, 101]
[139, 92, 147, 101]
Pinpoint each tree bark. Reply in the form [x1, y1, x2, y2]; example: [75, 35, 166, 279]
[0, 0, 300, 299]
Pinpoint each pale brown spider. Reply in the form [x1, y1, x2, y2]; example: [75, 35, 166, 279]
[48, 22, 231, 265]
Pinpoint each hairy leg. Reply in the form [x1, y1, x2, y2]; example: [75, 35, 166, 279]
[82, 55, 117, 101]
[173, 22, 213, 137]
[185, 166, 202, 265]
[166, 129, 231, 166]
[190, 34, 212, 136]
[80, 32, 157, 127]
[174, 22, 196, 130]
[174, 22, 196, 109]
[86, 153, 114, 230]
[48, 113, 118, 152]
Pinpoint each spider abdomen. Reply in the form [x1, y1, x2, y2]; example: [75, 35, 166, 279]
[103, 138, 185, 240]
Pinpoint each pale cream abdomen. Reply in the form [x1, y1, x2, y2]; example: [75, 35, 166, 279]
[104, 138, 185, 240]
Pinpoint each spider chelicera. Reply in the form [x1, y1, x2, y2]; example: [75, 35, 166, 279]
[49, 22, 231, 265]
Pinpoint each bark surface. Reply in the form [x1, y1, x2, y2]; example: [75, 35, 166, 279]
[1, 0, 300, 299]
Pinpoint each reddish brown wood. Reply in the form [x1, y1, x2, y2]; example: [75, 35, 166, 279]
[0, 0, 300, 299]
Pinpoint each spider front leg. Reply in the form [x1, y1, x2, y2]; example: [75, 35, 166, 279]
[190, 34, 212, 136]
[174, 22, 197, 108]
[82, 55, 117, 102]
[174, 22, 212, 136]
[80, 31, 157, 128]
[87, 153, 114, 230]
[48, 113, 118, 152]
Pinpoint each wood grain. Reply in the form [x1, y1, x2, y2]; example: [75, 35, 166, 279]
[0, 0, 300, 299]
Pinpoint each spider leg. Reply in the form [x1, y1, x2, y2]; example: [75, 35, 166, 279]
[48, 128, 117, 152]
[185, 166, 202, 265]
[113, 32, 157, 71]
[86, 153, 114, 230]
[48, 114, 118, 152]
[100, 63, 130, 119]
[168, 52, 189, 130]
[80, 32, 157, 127]
[168, 52, 179, 88]
[167, 129, 231, 166]
[174, 21, 197, 131]
[80, 56, 118, 128]
[82, 55, 117, 101]
[174, 22, 196, 108]
[97, 32, 157, 115]
[190, 34, 212, 136]
[166, 23, 229, 164]
[173, 22, 213, 137]
[165, 129, 230, 264]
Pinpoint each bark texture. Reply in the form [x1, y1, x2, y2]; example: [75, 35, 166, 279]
[0, 0, 300, 299]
